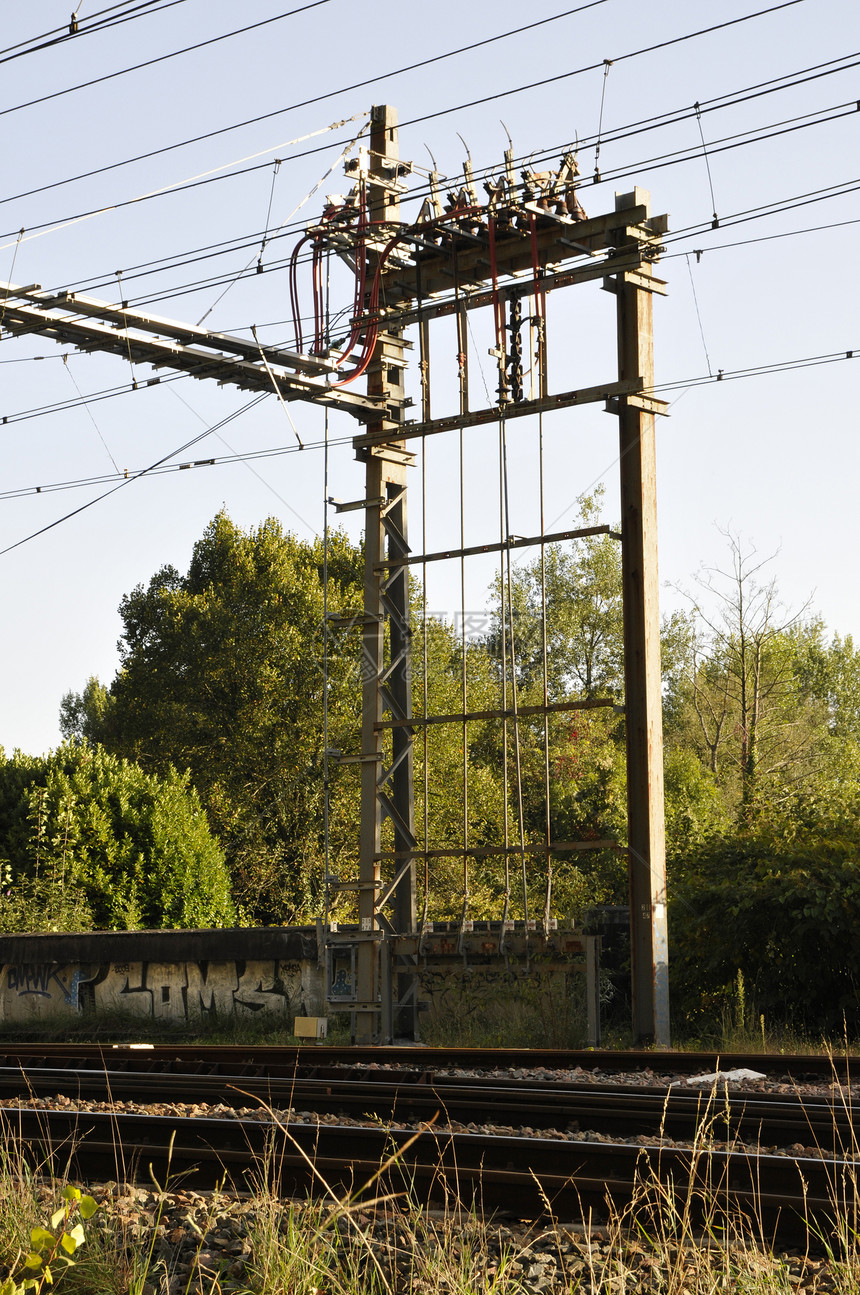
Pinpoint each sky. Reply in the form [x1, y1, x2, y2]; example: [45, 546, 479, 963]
[1, 0, 858, 756]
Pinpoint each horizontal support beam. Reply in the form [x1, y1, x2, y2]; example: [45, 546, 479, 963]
[605, 392, 670, 417]
[383, 206, 653, 301]
[355, 379, 643, 449]
[375, 524, 620, 570]
[375, 697, 618, 730]
[0, 299, 383, 420]
[375, 840, 620, 861]
[381, 248, 654, 329]
[24, 287, 336, 375]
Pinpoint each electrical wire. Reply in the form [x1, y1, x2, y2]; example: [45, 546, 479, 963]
[0, 116, 367, 254]
[4, 346, 856, 517]
[0, 0, 191, 65]
[1, 152, 857, 372]
[13, 91, 845, 303]
[0, 394, 269, 557]
[0, 2, 336, 122]
[4, 39, 852, 287]
[0, 0, 803, 224]
[0, 0, 607, 212]
[0, 169, 855, 409]
[400, 0, 810, 130]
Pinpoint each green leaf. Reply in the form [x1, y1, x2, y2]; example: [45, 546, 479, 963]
[67, 1224, 85, 1249]
[22, 1252, 43, 1270]
[50, 1207, 66, 1230]
[61, 1185, 82, 1202]
[79, 1195, 98, 1219]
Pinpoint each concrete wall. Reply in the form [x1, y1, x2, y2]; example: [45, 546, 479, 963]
[0, 928, 325, 1025]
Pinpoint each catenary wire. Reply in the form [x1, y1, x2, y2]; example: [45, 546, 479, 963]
[0, 2, 336, 121]
[400, 0, 810, 129]
[0, 0, 803, 217]
[0, 116, 368, 252]
[0, 151, 856, 372]
[105, 157, 860, 316]
[0, 0, 191, 65]
[3, 82, 849, 297]
[0, 0, 607, 209]
[0, 394, 269, 557]
[3, 36, 852, 279]
[2, 346, 856, 505]
[0, 169, 856, 391]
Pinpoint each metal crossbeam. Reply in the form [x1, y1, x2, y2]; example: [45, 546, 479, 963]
[0, 286, 383, 419]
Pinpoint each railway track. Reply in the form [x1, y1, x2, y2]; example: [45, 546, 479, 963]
[0, 1061, 855, 1151]
[1, 1045, 856, 1241]
[0, 1042, 855, 1081]
[0, 1096, 849, 1242]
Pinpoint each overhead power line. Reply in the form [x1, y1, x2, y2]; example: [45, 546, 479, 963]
[3, 47, 848, 273]
[17, 46, 855, 308]
[2, 345, 856, 511]
[0, 162, 857, 378]
[0, 0, 191, 65]
[400, 0, 810, 129]
[0, 115, 368, 253]
[0, 1, 336, 122]
[38, 117, 860, 313]
[0, 0, 800, 217]
[0, 395, 269, 558]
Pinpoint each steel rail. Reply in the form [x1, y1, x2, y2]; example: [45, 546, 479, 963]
[0, 1103, 847, 1243]
[0, 1043, 855, 1081]
[0, 1063, 855, 1155]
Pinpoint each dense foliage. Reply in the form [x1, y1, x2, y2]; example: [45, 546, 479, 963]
[54, 505, 860, 1031]
[0, 741, 234, 931]
[62, 513, 365, 923]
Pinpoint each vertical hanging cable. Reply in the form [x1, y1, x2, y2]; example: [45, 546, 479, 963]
[538, 412, 553, 932]
[0, 229, 25, 330]
[694, 101, 720, 228]
[114, 269, 138, 388]
[322, 218, 333, 972]
[459, 421, 469, 939]
[322, 405, 331, 950]
[63, 354, 121, 474]
[593, 59, 613, 184]
[498, 417, 512, 945]
[256, 158, 282, 274]
[685, 252, 713, 377]
[451, 243, 470, 944]
[501, 414, 530, 946]
[416, 253, 431, 948]
[528, 214, 548, 398]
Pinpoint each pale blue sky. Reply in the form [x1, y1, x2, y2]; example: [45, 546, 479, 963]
[1, 0, 858, 754]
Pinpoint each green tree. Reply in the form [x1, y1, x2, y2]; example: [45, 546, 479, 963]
[670, 825, 860, 1031]
[0, 741, 233, 931]
[668, 532, 830, 825]
[63, 512, 364, 924]
[479, 489, 695, 921]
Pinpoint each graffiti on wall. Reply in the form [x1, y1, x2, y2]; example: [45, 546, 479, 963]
[0, 958, 322, 1023]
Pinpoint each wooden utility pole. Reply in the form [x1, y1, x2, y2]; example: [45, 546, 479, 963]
[613, 187, 670, 1047]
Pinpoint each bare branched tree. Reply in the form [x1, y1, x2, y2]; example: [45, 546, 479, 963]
[675, 528, 816, 820]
